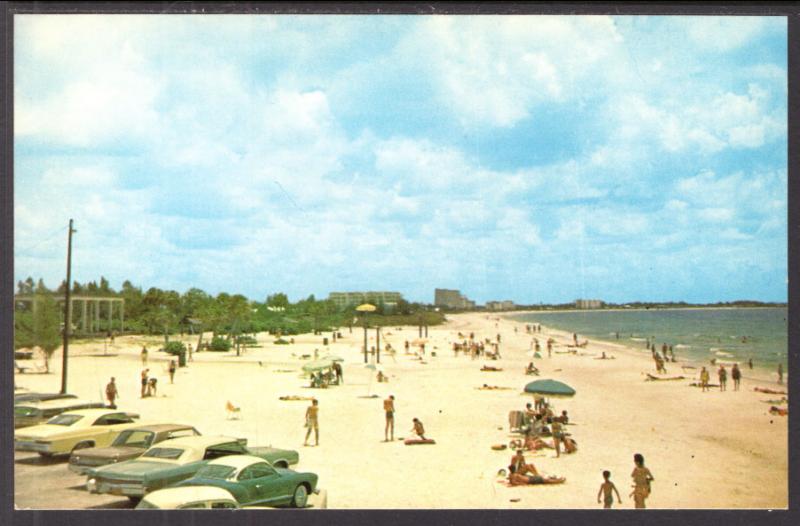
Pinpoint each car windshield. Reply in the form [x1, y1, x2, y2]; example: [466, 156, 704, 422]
[141, 447, 184, 460]
[112, 430, 155, 448]
[14, 407, 39, 418]
[196, 465, 236, 480]
[46, 414, 83, 426]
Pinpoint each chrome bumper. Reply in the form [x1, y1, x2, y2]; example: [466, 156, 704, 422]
[15, 440, 51, 453]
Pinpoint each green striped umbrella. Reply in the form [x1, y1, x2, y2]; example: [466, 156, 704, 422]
[524, 379, 576, 397]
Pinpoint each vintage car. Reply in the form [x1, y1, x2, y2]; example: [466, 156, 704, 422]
[14, 392, 78, 404]
[135, 486, 241, 509]
[86, 435, 299, 501]
[69, 424, 201, 475]
[14, 398, 107, 429]
[174, 455, 318, 508]
[14, 408, 141, 457]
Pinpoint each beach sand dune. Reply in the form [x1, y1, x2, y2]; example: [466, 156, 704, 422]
[13, 313, 787, 509]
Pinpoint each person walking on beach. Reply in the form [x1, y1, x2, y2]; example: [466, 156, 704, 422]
[547, 339, 553, 358]
[748, 358, 753, 370]
[384, 395, 395, 441]
[777, 363, 783, 385]
[304, 399, 319, 446]
[631, 453, 654, 509]
[141, 346, 148, 366]
[168, 360, 177, 384]
[597, 470, 622, 509]
[573, 333, 578, 346]
[700, 367, 710, 392]
[105, 377, 118, 409]
[718, 365, 727, 392]
[732, 363, 742, 391]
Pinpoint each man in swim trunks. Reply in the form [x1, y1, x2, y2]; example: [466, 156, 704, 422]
[304, 399, 319, 446]
[511, 449, 539, 476]
[384, 395, 395, 441]
[507, 464, 565, 485]
[411, 418, 426, 440]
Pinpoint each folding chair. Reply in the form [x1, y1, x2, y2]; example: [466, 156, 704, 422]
[226, 400, 242, 420]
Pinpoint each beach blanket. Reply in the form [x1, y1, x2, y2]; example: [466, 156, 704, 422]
[279, 396, 313, 401]
[404, 438, 436, 445]
[481, 366, 503, 372]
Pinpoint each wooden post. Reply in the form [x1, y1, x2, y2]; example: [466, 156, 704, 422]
[82, 300, 88, 332]
[376, 327, 381, 364]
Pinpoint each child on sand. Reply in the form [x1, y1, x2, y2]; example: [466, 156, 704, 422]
[631, 453, 654, 509]
[597, 471, 622, 508]
[411, 418, 426, 440]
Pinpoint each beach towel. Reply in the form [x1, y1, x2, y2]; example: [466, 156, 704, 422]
[404, 438, 436, 445]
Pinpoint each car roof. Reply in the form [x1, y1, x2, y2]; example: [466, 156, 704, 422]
[60, 408, 138, 418]
[154, 435, 239, 449]
[143, 486, 237, 508]
[15, 398, 99, 409]
[207, 455, 267, 470]
[126, 423, 195, 433]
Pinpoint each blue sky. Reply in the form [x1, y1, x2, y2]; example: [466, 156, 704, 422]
[14, 15, 787, 304]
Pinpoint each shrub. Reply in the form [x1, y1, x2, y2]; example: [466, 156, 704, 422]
[236, 335, 258, 346]
[274, 338, 290, 345]
[163, 341, 186, 356]
[208, 336, 232, 352]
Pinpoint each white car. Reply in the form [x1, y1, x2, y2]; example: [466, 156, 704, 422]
[136, 485, 328, 510]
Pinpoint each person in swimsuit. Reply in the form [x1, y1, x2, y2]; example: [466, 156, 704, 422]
[304, 399, 319, 446]
[507, 464, 565, 485]
[384, 395, 395, 441]
[718, 365, 727, 391]
[700, 367, 710, 392]
[510, 449, 539, 476]
[140, 368, 149, 398]
[597, 470, 622, 508]
[731, 363, 741, 391]
[550, 418, 564, 457]
[411, 418, 426, 440]
[631, 453, 654, 509]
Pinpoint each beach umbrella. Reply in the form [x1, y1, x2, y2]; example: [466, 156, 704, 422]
[302, 358, 335, 374]
[524, 379, 576, 398]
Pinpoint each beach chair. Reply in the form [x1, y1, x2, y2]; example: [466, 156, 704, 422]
[226, 400, 242, 420]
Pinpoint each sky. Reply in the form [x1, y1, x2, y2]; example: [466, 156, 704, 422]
[13, 15, 788, 305]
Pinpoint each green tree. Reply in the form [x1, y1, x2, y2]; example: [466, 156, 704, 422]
[15, 283, 62, 372]
[266, 293, 290, 309]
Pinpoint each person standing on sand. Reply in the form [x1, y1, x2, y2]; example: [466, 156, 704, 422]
[187, 343, 193, 362]
[732, 363, 742, 391]
[573, 333, 578, 346]
[141, 346, 148, 366]
[168, 360, 176, 384]
[384, 395, 395, 441]
[631, 453, 654, 509]
[748, 358, 753, 370]
[550, 417, 563, 457]
[718, 365, 727, 392]
[141, 368, 149, 398]
[105, 377, 118, 409]
[778, 363, 783, 385]
[547, 339, 553, 358]
[597, 470, 622, 509]
[700, 367, 710, 392]
[304, 399, 319, 446]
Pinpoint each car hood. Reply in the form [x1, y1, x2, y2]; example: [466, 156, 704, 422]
[76, 446, 142, 461]
[92, 459, 181, 478]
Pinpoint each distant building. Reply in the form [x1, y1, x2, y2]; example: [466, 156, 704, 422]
[328, 291, 403, 310]
[575, 299, 604, 309]
[434, 288, 475, 310]
[486, 300, 516, 311]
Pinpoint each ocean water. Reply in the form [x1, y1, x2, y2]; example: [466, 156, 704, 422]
[510, 308, 787, 373]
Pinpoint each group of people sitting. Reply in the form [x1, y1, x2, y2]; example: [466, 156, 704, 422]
[506, 449, 566, 486]
[513, 399, 577, 457]
[309, 362, 343, 388]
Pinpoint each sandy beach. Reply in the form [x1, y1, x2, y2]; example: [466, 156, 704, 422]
[14, 312, 788, 509]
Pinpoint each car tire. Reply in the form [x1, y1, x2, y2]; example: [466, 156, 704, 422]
[128, 496, 141, 505]
[291, 484, 308, 508]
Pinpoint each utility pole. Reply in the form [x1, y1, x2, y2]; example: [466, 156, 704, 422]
[363, 317, 368, 363]
[61, 219, 76, 394]
[376, 326, 380, 364]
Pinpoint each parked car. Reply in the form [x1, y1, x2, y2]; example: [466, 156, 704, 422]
[174, 454, 318, 508]
[14, 409, 141, 457]
[86, 435, 299, 502]
[69, 424, 201, 475]
[14, 398, 106, 429]
[14, 392, 78, 404]
[135, 486, 241, 509]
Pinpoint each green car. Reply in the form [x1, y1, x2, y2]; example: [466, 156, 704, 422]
[86, 435, 298, 502]
[171, 455, 318, 508]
